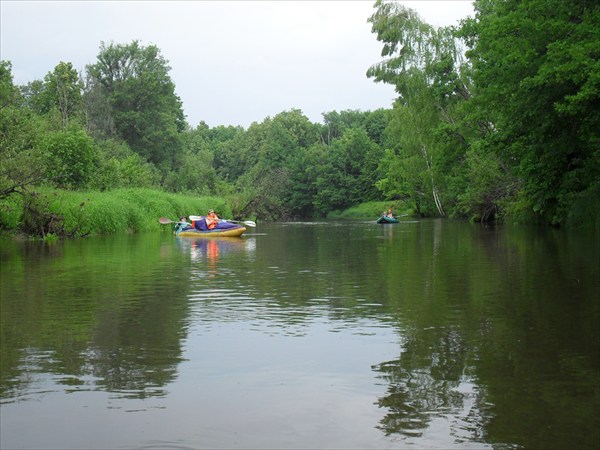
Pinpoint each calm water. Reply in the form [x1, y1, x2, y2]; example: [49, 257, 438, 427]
[1, 220, 598, 449]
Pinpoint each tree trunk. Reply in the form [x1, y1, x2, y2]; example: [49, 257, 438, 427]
[421, 145, 446, 217]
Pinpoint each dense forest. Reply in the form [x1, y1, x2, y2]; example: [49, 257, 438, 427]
[1, 0, 598, 235]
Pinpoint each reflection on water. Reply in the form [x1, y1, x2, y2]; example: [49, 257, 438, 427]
[176, 236, 255, 262]
[1, 222, 598, 449]
[176, 236, 255, 276]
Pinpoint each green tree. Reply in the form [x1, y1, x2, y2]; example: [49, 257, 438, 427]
[0, 61, 48, 199]
[82, 70, 116, 140]
[44, 62, 84, 128]
[367, 0, 473, 217]
[321, 109, 389, 145]
[86, 41, 185, 172]
[89, 139, 160, 191]
[20, 62, 84, 129]
[286, 143, 325, 217]
[460, 0, 600, 225]
[41, 127, 97, 189]
[163, 127, 221, 195]
[313, 128, 380, 215]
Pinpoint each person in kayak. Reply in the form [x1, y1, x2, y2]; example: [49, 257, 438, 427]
[175, 216, 191, 233]
[206, 209, 220, 230]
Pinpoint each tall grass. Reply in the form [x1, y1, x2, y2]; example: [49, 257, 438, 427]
[0, 187, 232, 237]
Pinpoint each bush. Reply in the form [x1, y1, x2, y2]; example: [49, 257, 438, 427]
[41, 127, 96, 189]
[0, 193, 23, 230]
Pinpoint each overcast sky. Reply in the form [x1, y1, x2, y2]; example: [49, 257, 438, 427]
[1, 1, 473, 128]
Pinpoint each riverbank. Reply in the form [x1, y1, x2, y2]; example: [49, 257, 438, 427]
[0, 187, 232, 239]
[327, 200, 414, 220]
[0, 189, 420, 240]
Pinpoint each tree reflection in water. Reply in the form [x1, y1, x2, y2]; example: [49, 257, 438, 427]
[372, 327, 488, 444]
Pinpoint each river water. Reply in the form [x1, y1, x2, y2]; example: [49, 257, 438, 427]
[1, 220, 598, 449]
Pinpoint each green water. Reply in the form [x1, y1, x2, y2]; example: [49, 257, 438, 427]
[1, 220, 598, 449]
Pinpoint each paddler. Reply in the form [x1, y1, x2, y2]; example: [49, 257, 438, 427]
[206, 209, 220, 230]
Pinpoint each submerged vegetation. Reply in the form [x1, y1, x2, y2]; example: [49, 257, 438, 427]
[1, 0, 598, 238]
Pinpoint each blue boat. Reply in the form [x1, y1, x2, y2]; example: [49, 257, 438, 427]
[376, 215, 399, 224]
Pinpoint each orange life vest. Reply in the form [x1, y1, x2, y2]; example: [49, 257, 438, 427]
[206, 212, 219, 229]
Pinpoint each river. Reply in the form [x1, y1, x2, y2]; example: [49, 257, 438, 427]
[1, 220, 598, 449]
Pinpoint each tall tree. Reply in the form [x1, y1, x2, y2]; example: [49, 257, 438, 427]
[44, 62, 84, 128]
[86, 41, 186, 173]
[367, 0, 472, 217]
[20, 62, 84, 128]
[460, 0, 600, 225]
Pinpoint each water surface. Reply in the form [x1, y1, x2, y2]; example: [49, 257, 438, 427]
[1, 220, 598, 449]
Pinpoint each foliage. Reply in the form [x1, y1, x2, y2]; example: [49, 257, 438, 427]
[367, 0, 472, 218]
[26, 62, 84, 128]
[3, 4, 600, 231]
[40, 127, 97, 189]
[90, 139, 160, 191]
[313, 128, 381, 216]
[1, 62, 50, 198]
[455, 141, 518, 222]
[86, 41, 185, 171]
[327, 200, 411, 220]
[0, 187, 232, 237]
[163, 127, 222, 195]
[0, 193, 22, 230]
[459, 0, 600, 225]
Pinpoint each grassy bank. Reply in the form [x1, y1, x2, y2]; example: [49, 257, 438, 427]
[327, 201, 414, 220]
[0, 188, 232, 239]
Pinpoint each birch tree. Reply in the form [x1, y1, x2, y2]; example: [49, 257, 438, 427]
[367, 0, 471, 217]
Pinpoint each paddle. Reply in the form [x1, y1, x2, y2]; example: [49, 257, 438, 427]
[188, 215, 256, 227]
[225, 219, 257, 227]
[159, 217, 184, 225]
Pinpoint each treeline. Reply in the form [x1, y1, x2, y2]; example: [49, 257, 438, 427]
[1, 0, 598, 233]
[367, 0, 599, 227]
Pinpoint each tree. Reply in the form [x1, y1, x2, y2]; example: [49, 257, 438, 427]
[367, 0, 473, 217]
[0, 61, 48, 199]
[460, 0, 600, 225]
[44, 62, 84, 128]
[313, 128, 380, 215]
[286, 143, 325, 217]
[20, 62, 84, 128]
[82, 70, 116, 140]
[41, 127, 96, 189]
[163, 127, 221, 194]
[86, 41, 186, 173]
[89, 139, 160, 191]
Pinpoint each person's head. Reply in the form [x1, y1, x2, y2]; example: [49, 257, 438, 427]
[208, 209, 214, 214]
[180, 216, 187, 222]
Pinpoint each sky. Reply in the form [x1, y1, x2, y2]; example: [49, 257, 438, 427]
[1, 1, 474, 128]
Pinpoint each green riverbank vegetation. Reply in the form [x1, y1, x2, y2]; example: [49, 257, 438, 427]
[2, 0, 598, 238]
[0, 187, 231, 239]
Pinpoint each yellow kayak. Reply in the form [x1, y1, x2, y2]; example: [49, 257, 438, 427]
[177, 226, 246, 238]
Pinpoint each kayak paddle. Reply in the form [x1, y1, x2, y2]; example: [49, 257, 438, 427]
[158, 217, 183, 225]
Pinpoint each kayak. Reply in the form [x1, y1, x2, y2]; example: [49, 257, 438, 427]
[377, 215, 399, 224]
[177, 227, 246, 238]
[176, 220, 247, 237]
